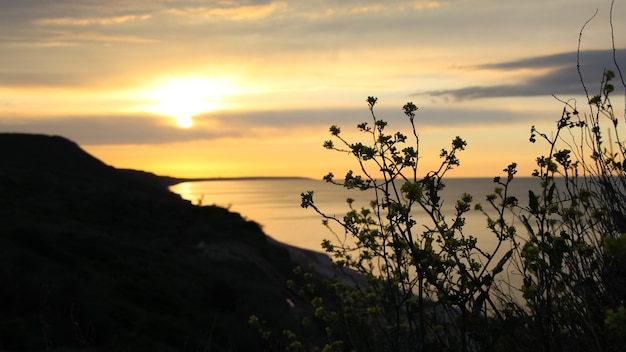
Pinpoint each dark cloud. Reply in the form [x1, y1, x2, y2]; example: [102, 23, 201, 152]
[190, 106, 543, 134]
[408, 107, 538, 126]
[200, 108, 384, 128]
[0, 72, 89, 88]
[0, 0, 162, 17]
[419, 49, 626, 100]
[0, 105, 540, 146]
[0, 0, 273, 20]
[203, 106, 537, 129]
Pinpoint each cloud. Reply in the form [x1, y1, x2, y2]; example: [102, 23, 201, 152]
[44, 31, 159, 45]
[35, 14, 152, 26]
[166, 1, 288, 21]
[0, 1, 160, 46]
[0, 1, 159, 24]
[419, 49, 626, 100]
[0, 114, 234, 145]
[201, 106, 536, 130]
[0, 104, 539, 146]
[0, 72, 88, 87]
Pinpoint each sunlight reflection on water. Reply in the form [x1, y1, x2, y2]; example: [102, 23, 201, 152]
[170, 178, 540, 253]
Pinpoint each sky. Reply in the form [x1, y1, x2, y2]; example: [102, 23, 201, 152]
[1, 0, 625, 179]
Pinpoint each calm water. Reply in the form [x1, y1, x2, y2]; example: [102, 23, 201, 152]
[170, 177, 541, 253]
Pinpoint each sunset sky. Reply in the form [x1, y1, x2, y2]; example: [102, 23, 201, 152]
[1, 0, 624, 178]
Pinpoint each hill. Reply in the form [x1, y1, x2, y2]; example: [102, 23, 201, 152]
[0, 133, 318, 351]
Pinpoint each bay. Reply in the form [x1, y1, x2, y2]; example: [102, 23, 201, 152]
[170, 177, 541, 254]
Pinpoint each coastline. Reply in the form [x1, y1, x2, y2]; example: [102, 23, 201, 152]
[167, 176, 312, 186]
[168, 175, 313, 185]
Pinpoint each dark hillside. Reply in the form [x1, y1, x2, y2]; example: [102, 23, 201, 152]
[0, 133, 313, 351]
[0, 133, 110, 174]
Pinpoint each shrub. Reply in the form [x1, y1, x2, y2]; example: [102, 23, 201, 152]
[297, 33, 624, 352]
[501, 64, 626, 352]
[301, 97, 517, 351]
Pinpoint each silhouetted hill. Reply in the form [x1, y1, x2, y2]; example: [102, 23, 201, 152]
[0, 133, 318, 351]
[0, 133, 180, 192]
[0, 133, 110, 174]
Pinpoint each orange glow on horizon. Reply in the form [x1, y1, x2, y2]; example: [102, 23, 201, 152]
[82, 122, 545, 181]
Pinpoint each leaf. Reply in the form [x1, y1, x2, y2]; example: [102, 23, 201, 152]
[521, 215, 535, 236]
[529, 190, 539, 214]
[492, 248, 514, 276]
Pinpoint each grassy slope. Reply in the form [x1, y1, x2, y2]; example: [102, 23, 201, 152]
[0, 133, 310, 351]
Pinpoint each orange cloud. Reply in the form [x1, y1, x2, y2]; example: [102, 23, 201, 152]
[167, 2, 288, 21]
[349, 5, 387, 14]
[21, 30, 159, 46]
[36, 14, 151, 26]
[410, 1, 442, 10]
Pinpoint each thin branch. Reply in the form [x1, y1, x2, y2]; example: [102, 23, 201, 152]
[609, 0, 626, 122]
[577, 9, 598, 110]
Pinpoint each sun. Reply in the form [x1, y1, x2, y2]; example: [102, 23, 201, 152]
[140, 77, 231, 128]
[176, 116, 194, 128]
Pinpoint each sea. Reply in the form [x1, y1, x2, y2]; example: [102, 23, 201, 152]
[169, 177, 542, 255]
